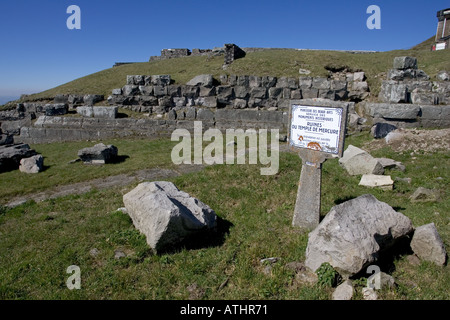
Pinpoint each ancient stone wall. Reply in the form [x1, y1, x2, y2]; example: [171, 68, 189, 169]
[107, 73, 369, 115]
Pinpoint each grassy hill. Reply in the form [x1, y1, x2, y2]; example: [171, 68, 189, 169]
[8, 36, 449, 106]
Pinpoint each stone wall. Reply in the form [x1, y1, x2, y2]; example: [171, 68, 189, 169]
[361, 56, 450, 129]
[107, 73, 368, 115]
[379, 57, 450, 104]
[17, 109, 290, 144]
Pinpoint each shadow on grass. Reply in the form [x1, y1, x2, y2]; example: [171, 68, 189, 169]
[109, 155, 130, 164]
[157, 216, 234, 255]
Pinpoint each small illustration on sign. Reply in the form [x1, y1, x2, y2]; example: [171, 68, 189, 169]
[307, 142, 322, 151]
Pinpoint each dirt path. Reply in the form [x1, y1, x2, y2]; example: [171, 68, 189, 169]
[6, 164, 205, 208]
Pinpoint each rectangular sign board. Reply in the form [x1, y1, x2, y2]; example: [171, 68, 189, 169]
[289, 104, 346, 157]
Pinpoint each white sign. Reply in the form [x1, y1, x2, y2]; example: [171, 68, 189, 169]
[289, 105, 344, 155]
[436, 43, 446, 51]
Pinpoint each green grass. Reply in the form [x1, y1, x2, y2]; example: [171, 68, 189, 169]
[0, 138, 179, 203]
[0, 133, 448, 300]
[2, 36, 447, 110]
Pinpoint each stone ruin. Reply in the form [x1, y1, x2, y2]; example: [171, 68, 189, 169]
[149, 43, 246, 68]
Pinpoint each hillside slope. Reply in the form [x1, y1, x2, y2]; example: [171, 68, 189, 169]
[5, 36, 450, 106]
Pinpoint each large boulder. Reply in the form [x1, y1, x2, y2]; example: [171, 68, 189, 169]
[19, 154, 44, 174]
[123, 181, 217, 252]
[338, 145, 384, 176]
[0, 144, 38, 172]
[77, 143, 118, 164]
[305, 194, 414, 277]
[410, 223, 447, 266]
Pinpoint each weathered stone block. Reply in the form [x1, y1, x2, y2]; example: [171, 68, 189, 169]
[123, 85, 140, 96]
[19, 154, 44, 174]
[393, 56, 417, 70]
[78, 143, 118, 164]
[199, 86, 216, 97]
[44, 104, 68, 116]
[301, 88, 318, 99]
[261, 76, 277, 88]
[186, 74, 214, 87]
[233, 86, 250, 100]
[153, 85, 168, 97]
[181, 85, 199, 99]
[305, 194, 413, 277]
[312, 78, 331, 90]
[410, 223, 447, 265]
[339, 145, 384, 175]
[139, 86, 153, 96]
[196, 108, 215, 121]
[250, 87, 267, 99]
[123, 181, 217, 252]
[233, 99, 248, 109]
[195, 97, 217, 108]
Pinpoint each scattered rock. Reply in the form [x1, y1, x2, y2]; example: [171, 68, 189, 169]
[410, 223, 447, 266]
[359, 174, 394, 190]
[89, 248, 100, 257]
[116, 207, 128, 214]
[339, 145, 384, 176]
[114, 250, 126, 259]
[395, 177, 412, 184]
[375, 158, 405, 172]
[296, 267, 318, 285]
[367, 271, 395, 290]
[410, 187, 439, 203]
[332, 280, 353, 300]
[123, 181, 217, 252]
[371, 123, 398, 139]
[437, 71, 449, 81]
[78, 143, 118, 164]
[305, 194, 413, 277]
[260, 257, 280, 265]
[0, 143, 38, 172]
[19, 154, 44, 174]
[362, 287, 378, 300]
[299, 68, 311, 75]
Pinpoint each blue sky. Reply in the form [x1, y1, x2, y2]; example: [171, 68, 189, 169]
[0, 0, 448, 103]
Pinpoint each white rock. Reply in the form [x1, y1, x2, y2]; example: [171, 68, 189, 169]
[123, 181, 217, 252]
[362, 287, 378, 300]
[410, 223, 447, 266]
[19, 154, 44, 174]
[339, 145, 384, 176]
[305, 194, 413, 277]
[359, 174, 394, 190]
[332, 280, 353, 300]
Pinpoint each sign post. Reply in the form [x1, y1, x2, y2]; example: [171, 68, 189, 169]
[288, 100, 348, 230]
